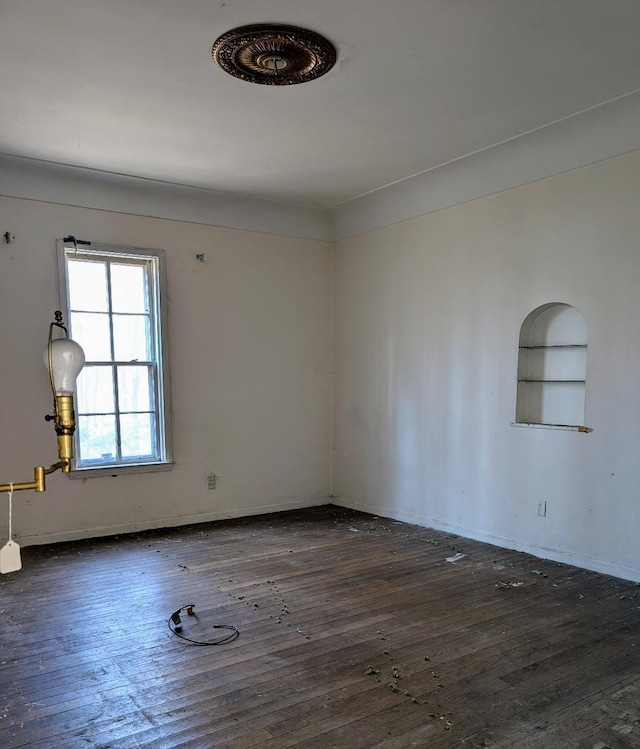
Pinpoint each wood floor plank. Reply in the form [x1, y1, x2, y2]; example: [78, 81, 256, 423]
[1, 505, 639, 748]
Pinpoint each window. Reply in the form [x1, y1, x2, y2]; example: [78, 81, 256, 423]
[58, 240, 172, 473]
[515, 303, 588, 430]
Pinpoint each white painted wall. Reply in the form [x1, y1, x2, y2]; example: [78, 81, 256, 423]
[330, 89, 640, 241]
[332, 149, 640, 582]
[0, 196, 331, 544]
[4, 146, 640, 583]
[0, 153, 331, 241]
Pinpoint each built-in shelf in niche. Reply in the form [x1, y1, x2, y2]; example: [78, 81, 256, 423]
[515, 303, 589, 429]
[518, 379, 585, 383]
[519, 344, 586, 349]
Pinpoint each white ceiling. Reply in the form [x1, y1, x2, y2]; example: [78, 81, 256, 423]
[2, 0, 640, 209]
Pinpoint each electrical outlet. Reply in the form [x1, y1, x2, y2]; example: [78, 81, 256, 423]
[537, 500, 547, 517]
[206, 473, 218, 490]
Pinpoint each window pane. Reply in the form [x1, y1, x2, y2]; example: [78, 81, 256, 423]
[62, 244, 169, 471]
[111, 263, 149, 314]
[71, 312, 112, 361]
[78, 414, 117, 463]
[76, 366, 115, 414]
[67, 260, 108, 312]
[120, 413, 155, 459]
[113, 315, 150, 361]
[117, 365, 152, 412]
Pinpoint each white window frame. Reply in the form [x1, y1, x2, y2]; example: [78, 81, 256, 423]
[57, 239, 173, 476]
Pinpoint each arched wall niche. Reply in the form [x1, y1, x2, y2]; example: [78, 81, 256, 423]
[516, 303, 587, 428]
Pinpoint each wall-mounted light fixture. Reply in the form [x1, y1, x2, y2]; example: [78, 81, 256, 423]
[0, 311, 85, 494]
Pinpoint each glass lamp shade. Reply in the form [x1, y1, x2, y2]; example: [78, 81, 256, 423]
[44, 338, 86, 395]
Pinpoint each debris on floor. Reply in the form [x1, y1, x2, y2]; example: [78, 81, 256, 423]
[446, 552, 466, 563]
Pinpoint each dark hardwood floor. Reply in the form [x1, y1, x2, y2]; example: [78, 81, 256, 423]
[1, 505, 639, 748]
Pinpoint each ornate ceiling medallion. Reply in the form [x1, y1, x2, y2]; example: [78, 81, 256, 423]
[212, 23, 336, 85]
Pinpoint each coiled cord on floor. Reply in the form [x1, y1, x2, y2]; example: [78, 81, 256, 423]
[167, 604, 239, 646]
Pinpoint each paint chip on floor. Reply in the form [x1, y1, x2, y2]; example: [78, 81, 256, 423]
[446, 552, 466, 563]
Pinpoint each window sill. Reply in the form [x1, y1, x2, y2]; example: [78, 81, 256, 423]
[510, 422, 592, 433]
[69, 461, 174, 479]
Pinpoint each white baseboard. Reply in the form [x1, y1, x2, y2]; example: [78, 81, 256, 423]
[332, 496, 640, 584]
[20, 495, 331, 547]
